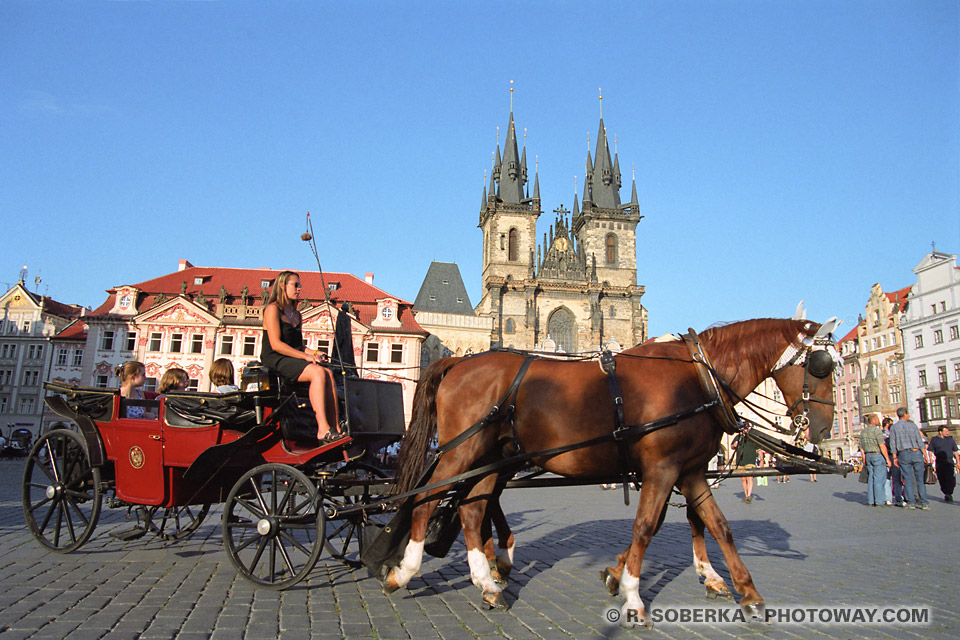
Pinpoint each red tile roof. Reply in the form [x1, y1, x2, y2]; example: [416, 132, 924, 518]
[838, 326, 858, 343]
[884, 285, 911, 308]
[51, 318, 87, 342]
[20, 287, 84, 319]
[90, 265, 425, 334]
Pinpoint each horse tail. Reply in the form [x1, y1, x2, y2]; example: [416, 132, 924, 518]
[392, 356, 461, 496]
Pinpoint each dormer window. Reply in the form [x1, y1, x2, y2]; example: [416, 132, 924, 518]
[193, 277, 204, 285]
[328, 283, 339, 293]
[261, 279, 270, 289]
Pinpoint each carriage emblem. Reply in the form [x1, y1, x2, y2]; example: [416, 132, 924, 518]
[129, 446, 145, 469]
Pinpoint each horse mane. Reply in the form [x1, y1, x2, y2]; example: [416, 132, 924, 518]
[699, 318, 809, 384]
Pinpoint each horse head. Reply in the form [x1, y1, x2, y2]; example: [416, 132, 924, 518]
[769, 317, 841, 444]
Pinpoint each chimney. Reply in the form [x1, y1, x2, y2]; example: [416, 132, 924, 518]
[178, 259, 194, 272]
[365, 272, 374, 285]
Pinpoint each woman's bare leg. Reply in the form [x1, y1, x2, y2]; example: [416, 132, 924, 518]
[299, 364, 339, 438]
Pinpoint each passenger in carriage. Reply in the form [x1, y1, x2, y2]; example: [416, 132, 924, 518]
[210, 358, 240, 393]
[117, 361, 156, 419]
[260, 270, 343, 442]
[158, 368, 189, 395]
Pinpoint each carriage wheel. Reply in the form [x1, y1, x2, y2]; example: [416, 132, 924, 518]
[140, 504, 211, 541]
[21, 429, 102, 553]
[222, 463, 324, 589]
[324, 462, 391, 567]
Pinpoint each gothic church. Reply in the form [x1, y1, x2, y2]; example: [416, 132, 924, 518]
[474, 107, 648, 352]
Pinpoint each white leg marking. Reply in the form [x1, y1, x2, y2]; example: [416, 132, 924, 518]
[393, 540, 424, 588]
[693, 542, 723, 583]
[619, 567, 646, 624]
[497, 541, 515, 568]
[467, 548, 501, 593]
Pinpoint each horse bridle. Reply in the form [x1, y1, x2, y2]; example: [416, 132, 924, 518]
[772, 334, 840, 430]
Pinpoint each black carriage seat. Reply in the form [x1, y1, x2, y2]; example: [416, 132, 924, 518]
[43, 383, 118, 422]
[162, 391, 258, 432]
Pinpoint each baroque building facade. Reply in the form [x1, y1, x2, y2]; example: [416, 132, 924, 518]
[0, 280, 84, 438]
[44, 260, 426, 431]
[473, 108, 648, 352]
[900, 250, 960, 433]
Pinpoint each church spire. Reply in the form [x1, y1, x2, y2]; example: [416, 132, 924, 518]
[496, 109, 525, 203]
[588, 117, 621, 209]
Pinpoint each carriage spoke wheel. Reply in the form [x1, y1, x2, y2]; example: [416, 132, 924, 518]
[324, 462, 390, 567]
[223, 463, 323, 589]
[22, 429, 102, 553]
[139, 504, 211, 541]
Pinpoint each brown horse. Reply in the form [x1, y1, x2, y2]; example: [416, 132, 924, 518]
[383, 318, 839, 625]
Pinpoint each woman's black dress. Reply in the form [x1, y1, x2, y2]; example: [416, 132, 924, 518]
[261, 317, 309, 381]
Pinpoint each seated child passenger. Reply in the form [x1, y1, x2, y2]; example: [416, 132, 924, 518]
[158, 368, 190, 395]
[118, 360, 155, 419]
[210, 358, 239, 393]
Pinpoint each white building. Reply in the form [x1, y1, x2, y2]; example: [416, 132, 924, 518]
[0, 280, 85, 439]
[899, 250, 960, 434]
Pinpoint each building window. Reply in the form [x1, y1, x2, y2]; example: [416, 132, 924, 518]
[0, 370, 10, 385]
[934, 329, 943, 344]
[890, 387, 901, 404]
[840, 388, 846, 404]
[95, 375, 109, 388]
[390, 344, 403, 364]
[170, 333, 183, 353]
[1, 344, 16, 359]
[190, 334, 204, 354]
[605, 234, 618, 266]
[955, 363, 960, 382]
[56, 348, 68, 366]
[72, 349, 83, 366]
[22, 321, 31, 335]
[220, 335, 234, 355]
[939, 366, 948, 389]
[27, 344, 43, 360]
[365, 342, 379, 363]
[194, 277, 204, 285]
[915, 335, 923, 349]
[880, 334, 887, 348]
[508, 228, 519, 262]
[931, 304, 937, 315]
[918, 369, 927, 387]
[317, 339, 330, 356]
[149, 333, 162, 352]
[0, 397, 6, 413]
[941, 301, 947, 312]
[19, 397, 35, 414]
[862, 389, 870, 406]
[930, 398, 944, 420]
[505, 318, 515, 334]
[186, 379, 199, 392]
[950, 325, 959, 341]
[949, 397, 959, 420]
[261, 279, 270, 289]
[125, 331, 137, 352]
[22, 370, 39, 386]
[101, 330, 115, 351]
[144, 377, 157, 393]
[242, 336, 257, 357]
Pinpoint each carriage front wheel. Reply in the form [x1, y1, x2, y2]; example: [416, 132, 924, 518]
[22, 429, 102, 552]
[222, 463, 324, 589]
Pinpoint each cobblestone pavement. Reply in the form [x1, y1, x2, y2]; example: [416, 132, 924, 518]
[0, 457, 956, 639]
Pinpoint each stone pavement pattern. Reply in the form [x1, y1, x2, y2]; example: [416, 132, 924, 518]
[0, 458, 956, 640]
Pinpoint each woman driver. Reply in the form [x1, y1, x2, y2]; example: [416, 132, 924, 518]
[260, 270, 343, 442]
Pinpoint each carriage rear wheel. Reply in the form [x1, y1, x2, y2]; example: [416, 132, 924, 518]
[222, 463, 324, 589]
[323, 462, 392, 567]
[22, 429, 102, 552]
[139, 504, 211, 541]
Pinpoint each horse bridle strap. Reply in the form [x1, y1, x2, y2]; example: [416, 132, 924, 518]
[681, 330, 741, 435]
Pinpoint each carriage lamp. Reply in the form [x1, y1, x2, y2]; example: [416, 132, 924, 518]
[241, 362, 275, 393]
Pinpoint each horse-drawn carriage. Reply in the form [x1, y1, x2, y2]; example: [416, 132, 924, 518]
[24, 366, 405, 589]
[24, 314, 850, 626]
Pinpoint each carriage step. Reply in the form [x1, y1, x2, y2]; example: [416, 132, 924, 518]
[109, 526, 147, 541]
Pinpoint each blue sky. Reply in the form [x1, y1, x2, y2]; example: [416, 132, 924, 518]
[2, 1, 957, 338]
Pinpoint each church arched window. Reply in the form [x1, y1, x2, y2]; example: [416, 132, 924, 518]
[547, 307, 577, 353]
[508, 228, 519, 262]
[505, 318, 515, 334]
[605, 234, 618, 266]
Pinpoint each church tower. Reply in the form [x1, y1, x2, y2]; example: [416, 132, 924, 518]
[476, 104, 542, 344]
[473, 95, 647, 352]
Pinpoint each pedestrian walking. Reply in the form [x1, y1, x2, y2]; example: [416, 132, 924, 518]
[858, 414, 890, 506]
[888, 407, 930, 510]
[926, 426, 960, 502]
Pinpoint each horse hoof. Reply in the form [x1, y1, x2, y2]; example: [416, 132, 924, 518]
[381, 571, 401, 595]
[705, 586, 732, 600]
[491, 572, 507, 588]
[482, 591, 508, 610]
[741, 601, 765, 620]
[599, 569, 619, 596]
